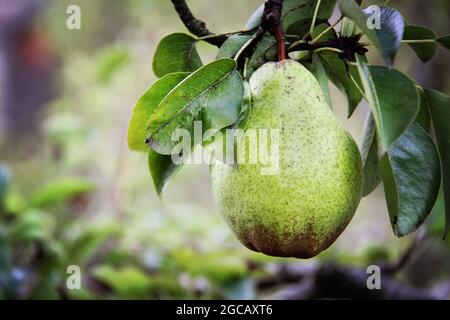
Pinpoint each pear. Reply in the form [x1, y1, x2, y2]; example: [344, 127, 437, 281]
[210, 60, 363, 258]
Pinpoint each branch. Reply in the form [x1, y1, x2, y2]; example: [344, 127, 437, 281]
[170, 0, 227, 47]
[262, 0, 286, 61]
[289, 34, 368, 61]
[260, 263, 448, 300]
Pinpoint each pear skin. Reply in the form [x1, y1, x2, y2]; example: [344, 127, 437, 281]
[210, 60, 363, 259]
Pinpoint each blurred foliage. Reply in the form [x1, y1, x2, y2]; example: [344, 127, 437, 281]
[0, 0, 449, 299]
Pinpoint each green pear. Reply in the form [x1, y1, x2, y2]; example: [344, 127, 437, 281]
[210, 59, 363, 259]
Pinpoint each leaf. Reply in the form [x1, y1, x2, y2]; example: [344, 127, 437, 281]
[360, 113, 381, 196]
[416, 89, 431, 131]
[319, 52, 363, 116]
[283, 0, 337, 32]
[128, 72, 189, 152]
[356, 56, 419, 154]
[246, 0, 336, 33]
[146, 59, 244, 155]
[152, 33, 202, 78]
[30, 178, 94, 208]
[95, 45, 130, 83]
[217, 34, 252, 59]
[68, 225, 120, 266]
[286, 18, 329, 39]
[424, 89, 450, 237]
[245, 36, 277, 80]
[436, 35, 450, 49]
[148, 150, 183, 197]
[340, 17, 359, 37]
[93, 265, 152, 298]
[339, 1, 404, 66]
[381, 122, 441, 237]
[403, 25, 437, 63]
[246, 3, 264, 29]
[311, 54, 332, 108]
[9, 210, 51, 242]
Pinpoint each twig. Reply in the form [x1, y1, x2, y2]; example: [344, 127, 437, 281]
[262, 0, 286, 61]
[170, 0, 226, 47]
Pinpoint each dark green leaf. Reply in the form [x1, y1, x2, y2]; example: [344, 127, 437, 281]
[128, 72, 189, 152]
[311, 54, 332, 108]
[152, 33, 202, 78]
[356, 56, 419, 154]
[403, 25, 437, 63]
[148, 150, 183, 196]
[286, 18, 329, 39]
[245, 36, 277, 80]
[30, 178, 94, 208]
[424, 89, 450, 236]
[146, 59, 244, 155]
[319, 52, 363, 116]
[340, 1, 404, 66]
[246, 0, 336, 33]
[217, 35, 252, 59]
[416, 89, 431, 131]
[436, 35, 450, 49]
[361, 113, 381, 196]
[283, 0, 337, 32]
[381, 122, 441, 237]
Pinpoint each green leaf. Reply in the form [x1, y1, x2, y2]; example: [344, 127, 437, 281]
[361, 113, 381, 196]
[381, 122, 441, 237]
[93, 265, 152, 298]
[340, 17, 359, 37]
[319, 52, 363, 116]
[311, 54, 332, 108]
[95, 45, 130, 83]
[217, 35, 252, 59]
[356, 56, 419, 154]
[286, 18, 329, 39]
[245, 36, 277, 80]
[152, 33, 202, 78]
[403, 25, 437, 63]
[436, 35, 450, 49]
[9, 210, 52, 242]
[416, 89, 431, 131]
[148, 150, 183, 197]
[246, 0, 336, 33]
[128, 72, 189, 152]
[424, 89, 450, 237]
[339, 1, 404, 66]
[30, 178, 94, 208]
[68, 225, 120, 266]
[283, 0, 337, 32]
[146, 59, 244, 155]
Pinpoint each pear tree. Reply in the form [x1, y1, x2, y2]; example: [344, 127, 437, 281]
[128, 0, 450, 258]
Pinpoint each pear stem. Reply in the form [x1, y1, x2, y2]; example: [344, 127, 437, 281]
[274, 24, 287, 61]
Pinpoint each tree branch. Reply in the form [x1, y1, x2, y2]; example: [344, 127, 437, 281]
[289, 35, 368, 61]
[260, 262, 449, 300]
[170, 0, 227, 47]
[262, 0, 286, 61]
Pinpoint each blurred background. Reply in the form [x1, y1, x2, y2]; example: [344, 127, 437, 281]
[0, 0, 449, 299]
